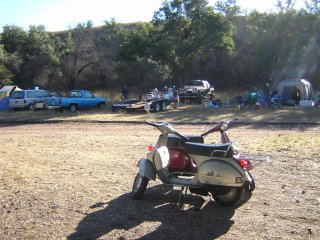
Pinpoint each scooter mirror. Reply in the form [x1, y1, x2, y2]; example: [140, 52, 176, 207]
[144, 103, 151, 113]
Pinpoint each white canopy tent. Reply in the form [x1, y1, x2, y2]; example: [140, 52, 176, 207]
[276, 79, 314, 105]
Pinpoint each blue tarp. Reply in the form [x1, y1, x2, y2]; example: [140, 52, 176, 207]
[0, 85, 22, 111]
[0, 96, 10, 111]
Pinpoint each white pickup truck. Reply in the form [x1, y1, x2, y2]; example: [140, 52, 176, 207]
[179, 80, 214, 104]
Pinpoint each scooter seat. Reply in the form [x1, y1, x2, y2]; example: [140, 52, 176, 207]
[184, 142, 233, 158]
[167, 134, 204, 147]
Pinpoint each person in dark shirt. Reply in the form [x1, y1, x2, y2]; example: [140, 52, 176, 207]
[121, 86, 129, 101]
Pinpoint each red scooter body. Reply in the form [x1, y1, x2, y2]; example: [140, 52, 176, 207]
[168, 148, 197, 172]
[165, 120, 241, 174]
[166, 135, 203, 173]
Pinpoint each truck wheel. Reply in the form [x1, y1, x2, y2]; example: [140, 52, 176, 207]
[70, 104, 78, 112]
[29, 103, 35, 111]
[98, 102, 106, 110]
[153, 102, 160, 112]
[160, 101, 167, 111]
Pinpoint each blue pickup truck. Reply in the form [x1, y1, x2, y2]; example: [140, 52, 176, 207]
[45, 90, 107, 112]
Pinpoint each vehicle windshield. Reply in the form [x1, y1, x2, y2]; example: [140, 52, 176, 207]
[10, 91, 25, 99]
[69, 91, 81, 97]
[186, 81, 203, 86]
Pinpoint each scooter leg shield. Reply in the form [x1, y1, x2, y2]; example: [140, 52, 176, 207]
[138, 158, 156, 180]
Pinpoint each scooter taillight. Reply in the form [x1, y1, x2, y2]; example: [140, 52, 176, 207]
[237, 159, 253, 171]
[148, 144, 154, 152]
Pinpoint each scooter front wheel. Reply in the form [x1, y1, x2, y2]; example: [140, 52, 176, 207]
[132, 173, 149, 200]
[211, 187, 244, 207]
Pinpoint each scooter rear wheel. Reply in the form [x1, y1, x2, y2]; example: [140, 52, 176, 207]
[132, 173, 149, 200]
[211, 187, 244, 207]
[248, 172, 255, 192]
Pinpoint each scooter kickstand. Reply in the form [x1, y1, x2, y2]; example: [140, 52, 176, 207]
[177, 187, 188, 208]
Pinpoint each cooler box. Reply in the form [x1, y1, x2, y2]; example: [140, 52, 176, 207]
[299, 100, 314, 107]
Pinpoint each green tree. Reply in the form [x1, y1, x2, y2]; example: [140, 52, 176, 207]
[0, 44, 13, 86]
[236, 9, 317, 88]
[305, 0, 320, 14]
[276, 0, 297, 12]
[152, 0, 235, 84]
[1, 25, 60, 88]
[22, 25, 60, 88]
[1, 25, 26, 85]
[214, 0, 241, 20]
[106, 21, 170, 91]
[62, 22, 101, 89]
[1, 25, 27, 54]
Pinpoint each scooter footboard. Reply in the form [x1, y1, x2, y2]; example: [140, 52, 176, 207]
[198, 159, 246, 187]
[138, 158, 156, 180]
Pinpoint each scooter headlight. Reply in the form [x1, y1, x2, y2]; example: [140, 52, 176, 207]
[221, 122, 229, 131]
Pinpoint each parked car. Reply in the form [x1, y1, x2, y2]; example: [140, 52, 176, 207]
[9, 90, 50, 110]
[45, 90, 107, 112]
[178, 80, 214, 104]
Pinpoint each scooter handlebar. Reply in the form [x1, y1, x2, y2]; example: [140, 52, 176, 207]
[145, 121, 159, 128]
[201, 118, 239, 137]
[227, 118, 238, 125]
[145, 121, 189, 141]
[174, 131, 189, 142]
[201, 127, 216, 137]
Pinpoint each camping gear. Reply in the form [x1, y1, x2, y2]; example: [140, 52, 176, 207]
[255, 102, 261, 110]
[276, 79, 314, 106]
[243, 90, 264, 106]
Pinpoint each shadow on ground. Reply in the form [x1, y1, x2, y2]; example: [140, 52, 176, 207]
[68, 185, 252, 240]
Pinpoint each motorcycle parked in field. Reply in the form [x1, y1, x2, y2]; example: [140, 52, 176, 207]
[165, 119, 242, 176]
[132, 110, 268, 206]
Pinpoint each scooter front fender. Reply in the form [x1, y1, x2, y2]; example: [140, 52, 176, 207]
[138, 157, 156, 180]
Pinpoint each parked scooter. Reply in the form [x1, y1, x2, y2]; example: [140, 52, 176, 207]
[132, 118, 267, 206]
[165, 119, 241, 176]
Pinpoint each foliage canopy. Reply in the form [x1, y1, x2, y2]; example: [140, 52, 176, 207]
[1, 0, 320, 93]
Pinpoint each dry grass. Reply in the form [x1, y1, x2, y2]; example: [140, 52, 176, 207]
[0, 102, 319, 239]
[0, 103, 319, 125]
[93, 89, 124, 102]
[0, 121, 319, 239]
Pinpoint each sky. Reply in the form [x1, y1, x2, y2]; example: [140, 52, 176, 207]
[0, 0, 306, 32]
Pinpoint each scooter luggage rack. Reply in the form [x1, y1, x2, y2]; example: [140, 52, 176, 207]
[236, 153, 270, 163]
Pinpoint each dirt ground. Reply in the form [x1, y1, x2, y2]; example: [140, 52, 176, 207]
[0, 122, 319, 240]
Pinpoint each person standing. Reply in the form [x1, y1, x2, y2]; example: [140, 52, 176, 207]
[152, 88, 159, 100]
[121, 86, 129, 101]
[173, 86, 179, 109]
[295, 89, 300, 105]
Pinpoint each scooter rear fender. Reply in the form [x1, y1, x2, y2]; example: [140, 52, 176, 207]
[138, 157, 156, 180]
[198, 159, 247, 187]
